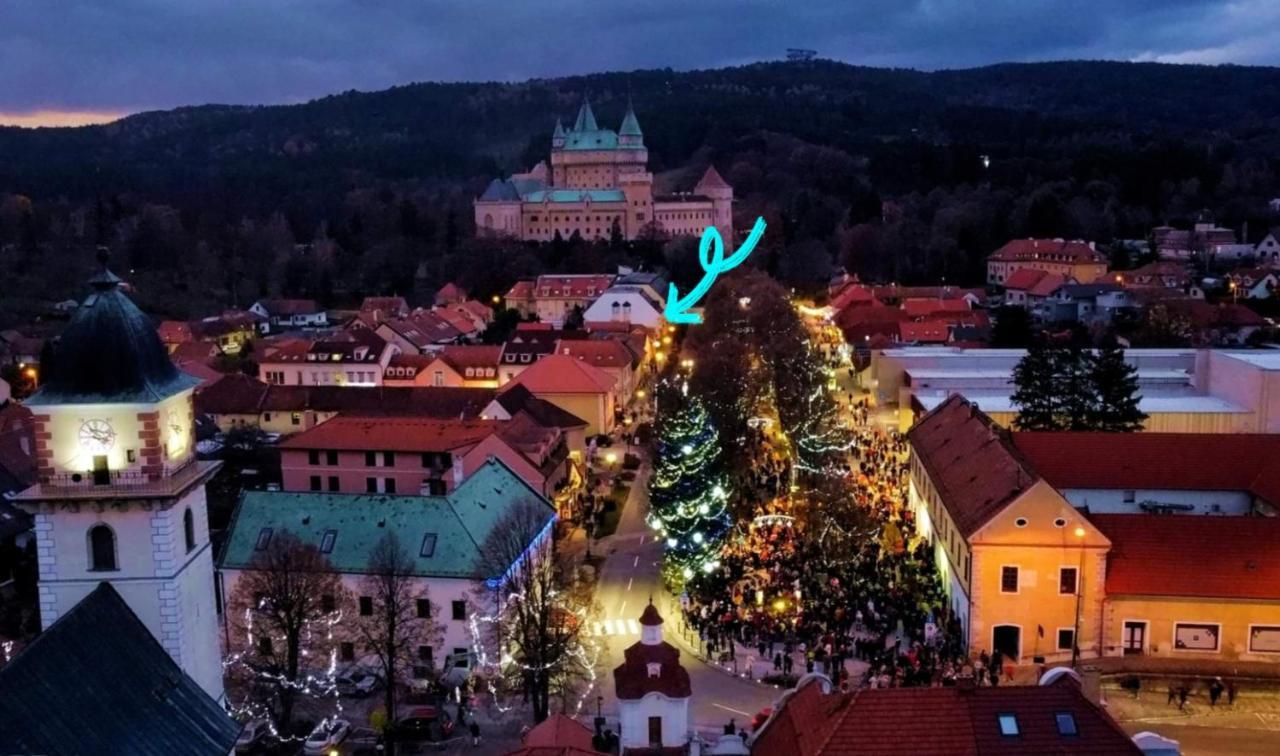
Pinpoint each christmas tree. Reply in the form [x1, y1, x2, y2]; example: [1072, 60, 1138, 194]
[1089, 343, 1148, 431]
[648, 384, 732, 587]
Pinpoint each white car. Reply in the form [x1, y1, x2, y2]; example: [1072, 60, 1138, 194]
[303, 718, 351, 755]
[234, 718, 271, 753]
[335, 668, 382, 697]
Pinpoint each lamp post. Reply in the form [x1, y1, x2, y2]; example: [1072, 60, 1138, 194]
[1071, 526, 1086, 668]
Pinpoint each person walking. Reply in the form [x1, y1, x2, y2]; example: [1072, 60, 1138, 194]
[469, 719, 481, 748]
[1209, 677, 1224, 707]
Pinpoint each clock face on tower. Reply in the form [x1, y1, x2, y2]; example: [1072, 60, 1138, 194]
[78, 419, 117, 454]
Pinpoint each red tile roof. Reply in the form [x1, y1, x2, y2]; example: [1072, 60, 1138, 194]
[512, 714, 596, 753]
[533, 275, 614, 299]
[612, 641, 691, 700]
[553, 339, 635, 369]
[359, 296, 409, 317]
[1003, 269, 1070, 297]
[830, 285, 875, 312]
[505, 280, 535, 300]
[1011, 433, 1280, 506]
[753, 675, 1140, 756]
[437, 345, 502, 375]
[990, 239, 1105, 264]
[434, 283, 467, 305]
[195, 375, 496, 418]
[898, 321, 950, 344]
[1091, 514, 1280, 600]
[279, 416, 497, 453]
[503, 354, 616, 394]
[901, 298, 972, 318]
[906, 395, 1038, 537]
[157, 321, 193, 344]
[257, 298, 321, 316]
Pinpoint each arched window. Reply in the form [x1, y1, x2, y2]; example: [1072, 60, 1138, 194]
[89, 525, 117, 571]
[184, 508, 196, 553]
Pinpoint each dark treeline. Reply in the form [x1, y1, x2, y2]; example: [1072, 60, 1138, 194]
[3, 60, 1280, 327]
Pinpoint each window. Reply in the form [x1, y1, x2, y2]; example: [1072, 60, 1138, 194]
[385, 478, 397, 494]
[126, 449, 137, 463]
[339, 642, 355, 662]
[433, 370, 444, 386]
[418, 645, 433, 663]
[1174, 622, 1220, 651]
[1053, 517, 1067, 528]
[1250, 625, 1280, 653]
[452, 647, 469, 668]
[320, 529, 337, 554]
[417, 598, 432, 619]
[359, 596, 374, 616]
[384, 451, 396, 466]
[1000, 566, 1019, 593]
[452, 600, 466, 620]
[997, 714, 1019, 736]
[183, 508, 196, 553]
[366, 477, 377, 493]
[1059, 567, 1078, 595]
[1055, 713, 1078, 736]
[88, 525, 117, 571]
[258, 636, 273, 655]
[1057, 628, 1075, 651]
[327, 475, 339, 491]
[309, 475, 322, 491]
[291, 412, 302, 426]
[255, 528, 273, 551]
[321, 594, 336, 613]
[1123, 490, 1136, 503]
[308, 449, 320, 465]
[365, 451, 377, 466]
[420, 533, 438, 557]
[326, 450, 338, 465]
[1014, 517, 1028, 528]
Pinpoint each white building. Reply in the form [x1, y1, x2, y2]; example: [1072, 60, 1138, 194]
[613, 603, 691, 751]
[868, 347, 1280, 434]
[249, 298, 328, 332]
[1255, 229, 1280, 267]
[582, 285, 666, 330]
[12, 263, 225, 701]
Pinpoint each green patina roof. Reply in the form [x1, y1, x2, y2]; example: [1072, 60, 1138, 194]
[28, 263, 200, 406]
[219, 457, 555, 580]
[524, 189, 626, 203]
[619, 104, 643, 137]
[552, 118, 565, 138]
[572, 100, 598, 132]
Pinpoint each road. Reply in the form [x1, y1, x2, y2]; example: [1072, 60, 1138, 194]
[1119, 719, 1280, 756]
[590, 457, 781, 737]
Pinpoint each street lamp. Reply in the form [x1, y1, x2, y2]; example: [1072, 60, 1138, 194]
[1071, 525, 1086, 668]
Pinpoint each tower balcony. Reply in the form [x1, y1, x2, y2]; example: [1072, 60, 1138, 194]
[14, 459, 222, 503]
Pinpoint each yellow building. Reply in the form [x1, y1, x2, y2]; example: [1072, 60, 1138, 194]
[908, 395, 1280, 671]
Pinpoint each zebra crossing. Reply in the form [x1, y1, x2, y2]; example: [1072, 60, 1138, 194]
[591, 618, 642, 636]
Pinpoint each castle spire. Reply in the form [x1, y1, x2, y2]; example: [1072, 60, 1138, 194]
[619, 99, 643, 143]
[552, 118, 566, 149]
[572, 97, 598, 132]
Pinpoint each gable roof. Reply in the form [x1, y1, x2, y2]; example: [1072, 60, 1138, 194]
[195, 375, 496, 419]
[553, 338, 636, 369]
[1091, 514, 1280, 601]
[1011, 432, 1280, 506]
[255, 298, 321, 316]
[491, 384, 588, 429]
[436, 345, 502, 375]
[504, 354, 617, 394]
[899, 321, 950, 344]
[751, 674, 1140, 756]
[220, 457, 554, 580]
[990, 239, 1105, 264]
[279, 416, 497, 453]
[906, 395, 1038, 538]
[0, 583, 239, 756]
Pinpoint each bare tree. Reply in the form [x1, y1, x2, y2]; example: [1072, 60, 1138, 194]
[472, 502, 598, 723]
[352, 532, 442, 741]
[226, 531, 351, 733]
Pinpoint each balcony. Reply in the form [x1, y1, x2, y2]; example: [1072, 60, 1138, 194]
[14, 459, 223, 502]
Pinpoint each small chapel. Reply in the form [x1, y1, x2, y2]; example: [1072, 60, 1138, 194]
[613, 602, 693, 752]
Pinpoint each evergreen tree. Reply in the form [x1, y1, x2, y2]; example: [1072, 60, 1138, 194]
[1011, 341, 1063, 430]
[1089, 343, 1148, 431]
[648, 384, 731, 587]
[1057, 343, 1096, 431]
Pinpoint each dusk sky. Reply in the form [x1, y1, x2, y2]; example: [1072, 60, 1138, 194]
[3, 0, 1278, 126]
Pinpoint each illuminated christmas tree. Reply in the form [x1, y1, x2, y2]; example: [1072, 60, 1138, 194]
[648, 384, 731, 587]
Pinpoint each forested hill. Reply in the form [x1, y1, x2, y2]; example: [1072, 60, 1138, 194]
[3, 60, 1280, 205]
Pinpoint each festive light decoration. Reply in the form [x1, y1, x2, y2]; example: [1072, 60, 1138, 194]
[648, 385, 732, 587]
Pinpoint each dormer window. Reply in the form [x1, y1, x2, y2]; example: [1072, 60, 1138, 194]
[646, 662, 661, 678]
[520, 353, 531, 363]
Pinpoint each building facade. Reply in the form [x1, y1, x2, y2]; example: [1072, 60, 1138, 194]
[475, 100, 733, 242]
[986, 239, 1108, 285]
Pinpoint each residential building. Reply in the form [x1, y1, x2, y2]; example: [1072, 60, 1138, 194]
[1043, 283, 1134, 325]
[497, 328, 586, 384]
[869, 347, 1280, 433]
[375, 311, 464, 354]
[257, 328, 395, 387]
[505, 274, 615, 326]
[434, 283, 467, 307]
[1226, 267, 1277, 299]
[1154, 222, 1250, 260]
[383, 345, 502, 388]
[897, 321, 950, 345]
[249, 298, 327, 332]
[908, 396, 1280, 667]
[552, 338, 639, 399]
[1119, 261, 1195, 291]
[481, 383, 591, 457]
[986, 239, 1108, 285]
[12, 264, 224, 700]
[1256, 228, 1280, 266]
[501, 353, 618, 436]
[475, 100, 733, 242]
[1000, 269, 1069, 309]
[750, 672, 1141, 756]
[358, 295, 410, 321]
[219, 457, 556, 677]
[614, 603, 692, 751]
[277, 413, 570, 498]
[0, 583, 240, 756]
[582, 283, 666, 330]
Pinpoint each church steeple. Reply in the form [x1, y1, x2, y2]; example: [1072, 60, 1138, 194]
[619, 100, 643, 147]
[572, 98, 598, 132]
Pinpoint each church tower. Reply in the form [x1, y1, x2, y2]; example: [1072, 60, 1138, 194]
[13, 253, 225, 701]
[613, 602, 691, 750]
[695, 165, 735, 243]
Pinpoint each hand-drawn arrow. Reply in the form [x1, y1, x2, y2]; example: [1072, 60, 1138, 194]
[664, 217, 767, 325]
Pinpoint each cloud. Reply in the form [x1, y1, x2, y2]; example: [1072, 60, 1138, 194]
[0, 0, 1275, 115]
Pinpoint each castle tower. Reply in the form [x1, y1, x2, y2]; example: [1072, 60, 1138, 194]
[13, 253, 225, 701]
[695, 165, 735, 242]
[551, 118, 566, 151]
[572, 98, 598, 132]
[619, 102, 643, 148]
[613, 602, 691, 750]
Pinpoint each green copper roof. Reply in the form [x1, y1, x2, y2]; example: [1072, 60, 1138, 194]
[28, 261, 201, 406]
[563, 129, 620, 150]
[219, 457, 555, 580]
[553, 119, 565, 138]
[619, 105, 642, 137]
[572, 100, 598, 132]
[524, 189, 626, 203]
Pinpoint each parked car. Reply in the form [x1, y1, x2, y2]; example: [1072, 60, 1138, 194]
[303, 718, 351, 755]
[335, 668, 382, 698]
[234, 718, 271, 753]
[388, 706, 456, 744]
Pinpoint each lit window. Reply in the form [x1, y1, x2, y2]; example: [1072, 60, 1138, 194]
[998, 714, 1019, 736]
[1055, 713, 1077, 736]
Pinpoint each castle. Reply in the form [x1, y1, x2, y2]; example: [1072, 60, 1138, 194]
[474, 100, 733, 242]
